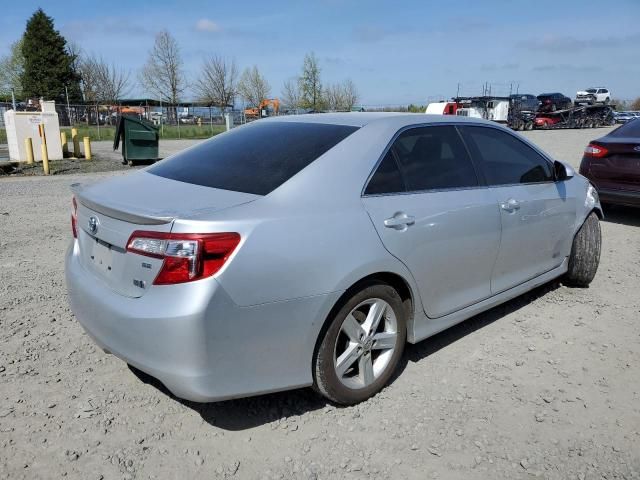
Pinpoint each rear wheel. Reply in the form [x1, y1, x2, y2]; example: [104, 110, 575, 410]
[564, 212, 601, 287]
[314, 283, 406, 405]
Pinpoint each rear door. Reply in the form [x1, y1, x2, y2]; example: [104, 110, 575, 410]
[362, 125, 501, 318]
[459, 125, 577, 294]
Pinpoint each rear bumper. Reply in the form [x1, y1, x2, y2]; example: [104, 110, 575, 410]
[597, 188, 640, 207]
[65, 242, 341, 402]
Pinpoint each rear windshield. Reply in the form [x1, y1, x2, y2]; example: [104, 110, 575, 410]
[148, 121, 359, 195]
[610, 118, 640, 137]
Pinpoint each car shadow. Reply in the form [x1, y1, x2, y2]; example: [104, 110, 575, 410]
[129, 280, 562, 431]
[601, 204, 640, 227]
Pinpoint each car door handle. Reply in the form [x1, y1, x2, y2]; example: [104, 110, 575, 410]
[500, 198, 521, 212]
[384, 212, 415, 229]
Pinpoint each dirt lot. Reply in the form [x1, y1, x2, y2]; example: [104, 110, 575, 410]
[0, 127, 639, 480]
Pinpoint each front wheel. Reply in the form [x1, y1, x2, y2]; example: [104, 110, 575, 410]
[313, 283, 406, 405]
[564, 212, 601, 287]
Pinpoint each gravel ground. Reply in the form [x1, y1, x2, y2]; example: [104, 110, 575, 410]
[0, 126, 639, 480]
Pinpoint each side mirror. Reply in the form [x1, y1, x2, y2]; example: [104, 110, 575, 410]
[554, 160, 574, 181]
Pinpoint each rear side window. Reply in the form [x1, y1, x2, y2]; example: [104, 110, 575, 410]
[365, 150, 405, 195]
[148, 122, 358, 195]
[460, 126, 554, 185]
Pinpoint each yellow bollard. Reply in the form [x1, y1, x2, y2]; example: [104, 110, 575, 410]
[39, 124, 50, 175]
[60, 132, 68, 157]
[83, 136, 92, 160]
[24, 138, 34, 164]
[41, 143, 50, 175]
[71, 128, 80, 158]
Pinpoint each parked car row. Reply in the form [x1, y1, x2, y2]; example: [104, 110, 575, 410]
[614, 111, 640, 123]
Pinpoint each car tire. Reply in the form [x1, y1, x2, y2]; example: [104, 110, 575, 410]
[313, 282, 407, 405]
[564, 212, 601, 287]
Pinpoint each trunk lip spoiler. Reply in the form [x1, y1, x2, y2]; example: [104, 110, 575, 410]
[71, 183, 174, 226]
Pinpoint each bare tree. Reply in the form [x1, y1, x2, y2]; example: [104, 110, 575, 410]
[237, 65, 270, 107]
[67, 40, 83, 74]
[341, 79, 359, 111]
[140, 30, 185, 122]
[324, 83, 345, 111]
[281, 77, 301, 111]
[79, 54, 131, 102]
[78, 55, 100, 103]
[195, 55, 238, 109]
[324, 79, 359, 111]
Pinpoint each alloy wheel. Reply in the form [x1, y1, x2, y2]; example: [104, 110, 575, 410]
[332, 298, 398, 389]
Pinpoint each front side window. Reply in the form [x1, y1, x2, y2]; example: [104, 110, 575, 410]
[460, 126, 554, 185]
[366, 125, 479, 194]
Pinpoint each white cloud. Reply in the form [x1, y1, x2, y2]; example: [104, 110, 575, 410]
[195, 18, 220, 33]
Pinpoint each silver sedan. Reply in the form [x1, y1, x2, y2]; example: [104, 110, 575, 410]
[65, 113, 602, 405]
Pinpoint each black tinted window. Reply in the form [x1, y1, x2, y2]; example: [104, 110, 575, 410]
[365, 150, 405, 195]
[149, 122, 358, 195]
[392, 126, 478, 191]
[461, 126, 553, 185]
[610, 118, 640, 137]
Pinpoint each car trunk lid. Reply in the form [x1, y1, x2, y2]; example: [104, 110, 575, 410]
[588, 138, 640, 192]
[73, 171, 259, 298]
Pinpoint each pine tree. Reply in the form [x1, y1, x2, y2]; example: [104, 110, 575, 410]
[20, 8, 82, 102]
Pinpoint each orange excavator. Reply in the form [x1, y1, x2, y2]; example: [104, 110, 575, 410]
[244, 98, 280, 119]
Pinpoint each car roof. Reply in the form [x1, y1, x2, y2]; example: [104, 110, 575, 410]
[262, 112, 493, 128]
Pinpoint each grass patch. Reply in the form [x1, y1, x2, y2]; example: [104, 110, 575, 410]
[0, 124, 226, 144]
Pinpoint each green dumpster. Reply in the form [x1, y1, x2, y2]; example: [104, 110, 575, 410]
[113, 115, 160, 165]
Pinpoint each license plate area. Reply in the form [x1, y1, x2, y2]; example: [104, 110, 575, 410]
[90, 238, 115, 274]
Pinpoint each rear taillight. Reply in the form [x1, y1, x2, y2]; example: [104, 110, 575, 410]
[71, 196, 78, 238]
[126, 231, 241, 285]
[584, 143, 609, 158]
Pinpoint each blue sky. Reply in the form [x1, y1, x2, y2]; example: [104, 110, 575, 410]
[1, 0, 639, 104]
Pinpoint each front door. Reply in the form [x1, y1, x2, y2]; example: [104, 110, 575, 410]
[362, 125, 501, 318]
[459, 125, 577, 293]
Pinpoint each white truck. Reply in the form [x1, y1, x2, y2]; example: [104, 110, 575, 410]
[575, 87, 611, 105]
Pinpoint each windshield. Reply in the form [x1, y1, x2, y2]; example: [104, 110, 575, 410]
[148, 121, 359, 195]
[586, 89, 597, 93]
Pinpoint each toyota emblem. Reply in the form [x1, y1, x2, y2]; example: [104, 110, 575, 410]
[88, 216, 99, 235]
